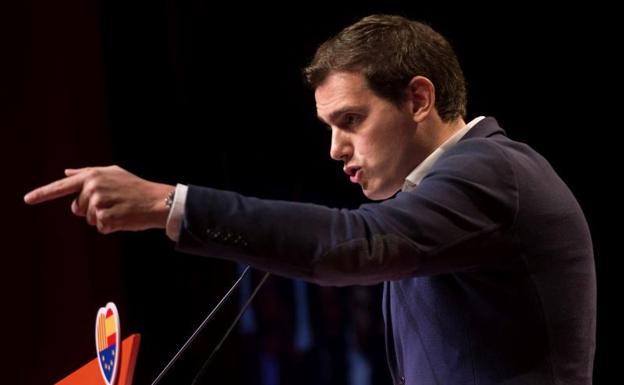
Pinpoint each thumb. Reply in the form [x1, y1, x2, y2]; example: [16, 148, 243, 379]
[65, 167, 90, 176]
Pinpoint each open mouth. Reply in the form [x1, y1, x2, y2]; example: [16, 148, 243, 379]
[345, 167, 362, 183]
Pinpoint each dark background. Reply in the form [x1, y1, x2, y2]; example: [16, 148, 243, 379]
[2, 1, 616, 384]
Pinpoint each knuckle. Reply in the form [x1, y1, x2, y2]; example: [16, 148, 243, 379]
[91, 193, 103, 208]
[97, 216, 114, 234]
[86, 169, 101, 181]
[87, 207, 97, 224]
[96, 210, 114, 228]
[83, 180, 96, 195]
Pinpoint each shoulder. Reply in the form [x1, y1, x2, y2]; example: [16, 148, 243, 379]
[428, 137, 517, 184]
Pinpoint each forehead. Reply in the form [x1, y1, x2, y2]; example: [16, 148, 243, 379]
[315, 72, 374, 117]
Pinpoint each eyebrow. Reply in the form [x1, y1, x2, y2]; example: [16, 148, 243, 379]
[317, 106, 366, 125]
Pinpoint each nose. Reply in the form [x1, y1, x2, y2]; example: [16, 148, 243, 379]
[329, 128, 352, 161]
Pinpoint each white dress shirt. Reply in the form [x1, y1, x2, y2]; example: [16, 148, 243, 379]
[401, 116, 484, 192]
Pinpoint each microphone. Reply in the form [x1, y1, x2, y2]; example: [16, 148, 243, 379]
[150, 265, 271, 385]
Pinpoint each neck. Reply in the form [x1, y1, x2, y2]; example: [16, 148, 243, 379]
[437, 117, 467, 145]
[415, 114, 466, 158]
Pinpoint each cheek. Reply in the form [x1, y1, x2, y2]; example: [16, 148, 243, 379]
[358, 142, 381, 165]
[372, 132, 402, 159]
[360, 140, 396, 173]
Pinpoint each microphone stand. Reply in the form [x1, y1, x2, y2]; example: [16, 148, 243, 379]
[150, 266, 270, 385]
[191, 271, 270, 384]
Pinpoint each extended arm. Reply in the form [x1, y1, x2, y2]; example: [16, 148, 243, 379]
[23, 141, 517, 285]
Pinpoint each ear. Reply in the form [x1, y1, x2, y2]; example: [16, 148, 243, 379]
[406, 76, 435, 123]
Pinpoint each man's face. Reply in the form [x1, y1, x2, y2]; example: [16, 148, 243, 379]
[315, 72, 420, 200]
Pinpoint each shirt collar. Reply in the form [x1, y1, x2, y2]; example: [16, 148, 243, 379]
[402, 116, 486, 192]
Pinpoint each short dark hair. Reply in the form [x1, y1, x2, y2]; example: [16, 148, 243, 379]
[304, 14, 467, 121]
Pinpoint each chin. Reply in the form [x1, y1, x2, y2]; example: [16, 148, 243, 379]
[362, 184, 398, 201]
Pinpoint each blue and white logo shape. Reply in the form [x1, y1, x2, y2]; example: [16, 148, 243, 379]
[95, 302, 120, 385]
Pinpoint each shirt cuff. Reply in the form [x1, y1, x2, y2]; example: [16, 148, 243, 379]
[166, 183, 188, 242]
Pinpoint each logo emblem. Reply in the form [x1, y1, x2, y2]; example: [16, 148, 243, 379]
[95, 302, 120, 385]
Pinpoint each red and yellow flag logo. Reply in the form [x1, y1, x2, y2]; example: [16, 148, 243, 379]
[95, 302, 120, 385]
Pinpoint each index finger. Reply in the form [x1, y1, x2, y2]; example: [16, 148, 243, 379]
[24, 173, 88, 205]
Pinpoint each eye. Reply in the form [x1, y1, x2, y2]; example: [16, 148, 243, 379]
[342, 114, 361, 129]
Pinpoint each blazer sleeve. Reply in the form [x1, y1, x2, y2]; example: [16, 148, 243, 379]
[176, 139, 519, 286]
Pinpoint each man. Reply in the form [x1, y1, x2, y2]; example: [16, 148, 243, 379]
[25, 14, 595, 385]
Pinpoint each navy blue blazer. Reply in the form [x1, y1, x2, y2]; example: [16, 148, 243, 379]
[177, 117, 596, 385]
